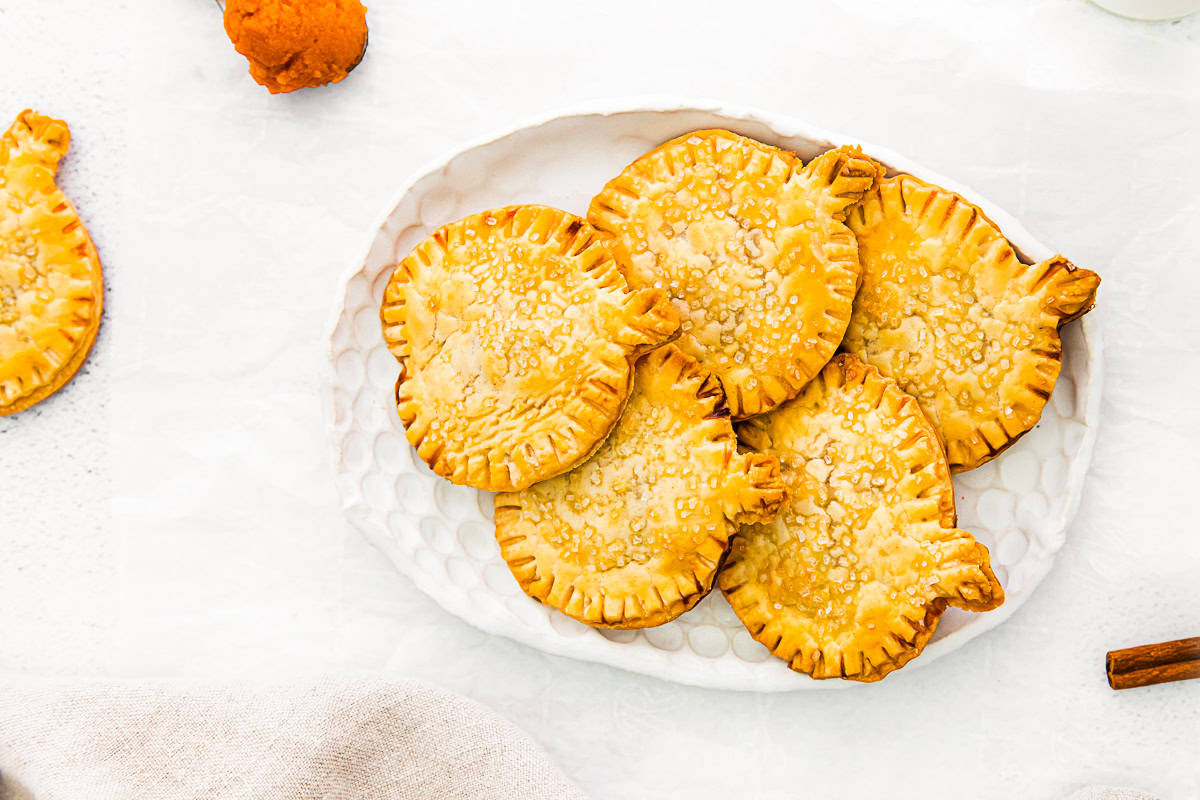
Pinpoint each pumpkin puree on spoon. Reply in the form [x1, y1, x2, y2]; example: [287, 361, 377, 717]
[223, 0, 368, 94]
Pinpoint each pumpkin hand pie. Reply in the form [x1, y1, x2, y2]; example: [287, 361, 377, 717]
[0, 110, 103, 416]
[720, 354, 1003, 682]
[588, 130, 883, 419]
[380, 205, 679, 492]
[844, 174, 1100, 471]
[494, 345, 788, 629]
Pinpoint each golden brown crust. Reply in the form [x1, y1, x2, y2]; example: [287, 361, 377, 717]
[588, 130, 883, 420]
[720, 354, 1003, 682]
[379, 205, 679, 491]
[0, 110, 103, 416]
[494, 345, 787, 629]
[844, 174, 1100, 471]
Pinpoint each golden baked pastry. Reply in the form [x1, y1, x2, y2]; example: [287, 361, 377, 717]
[588, 130, 883, 419]
[494, 345, 788, 629]
[721, 354, 1003, 682]
[0, 111, 103, 416]
[380, 205, 679, 492]
[844, 174, 1100, 471]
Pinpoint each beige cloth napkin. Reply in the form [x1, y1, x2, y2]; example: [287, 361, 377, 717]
[0, 678, 588, 800]
[0, 677, 1162, 800]
[1067, 789, 1160, 800]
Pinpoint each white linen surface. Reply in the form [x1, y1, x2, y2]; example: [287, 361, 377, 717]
[0, 1, 1196, 798]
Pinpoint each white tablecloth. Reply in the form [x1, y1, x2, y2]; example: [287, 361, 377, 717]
[2, 2, 1197, 798]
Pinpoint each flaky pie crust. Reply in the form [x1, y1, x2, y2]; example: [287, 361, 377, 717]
[380, 205, 679, 491]
[720, 355, 1003, 682]
[844, 174, 1100, 471]
[588, 130, 883, 420]
[494, 345, 788, 629]
[0, 110, 103, 415]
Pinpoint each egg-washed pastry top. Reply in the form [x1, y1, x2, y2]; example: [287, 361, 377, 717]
[0, 110, 103, 416]
[380, 205, 679, 491]
[495, 345, 788, 629]
[843, 174, 1099, 471]
[721, 354, 1003, 682]
[589, 130, 883, 420]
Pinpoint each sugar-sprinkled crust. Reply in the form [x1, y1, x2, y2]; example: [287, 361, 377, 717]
[588, 130, 882, 420]
[494, 345, 788, 629]
[844, 174, 1100, 471]
[380, 205, 679, 491]
[0, 111, 103, 416]
[720, 354, 1003, 682]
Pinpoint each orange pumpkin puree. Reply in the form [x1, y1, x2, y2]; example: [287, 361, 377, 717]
[224, 0, 368, 94]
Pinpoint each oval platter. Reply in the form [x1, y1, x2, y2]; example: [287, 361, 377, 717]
[327, 100, 1102, 691]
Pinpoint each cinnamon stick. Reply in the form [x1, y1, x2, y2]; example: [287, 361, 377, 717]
[1106, 636, 1200, 690]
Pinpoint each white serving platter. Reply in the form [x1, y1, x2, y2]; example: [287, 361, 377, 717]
[327, 99, 1102, 691]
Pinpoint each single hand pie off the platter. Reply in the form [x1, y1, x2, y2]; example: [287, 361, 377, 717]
[380, 205, 680, 491]
[588, 130, 883, 420]
[0, 110, 103, 416]
[721, 355, 1003, 681]
[494, 345, 788, 628]
[844, 174, 1100, 471]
